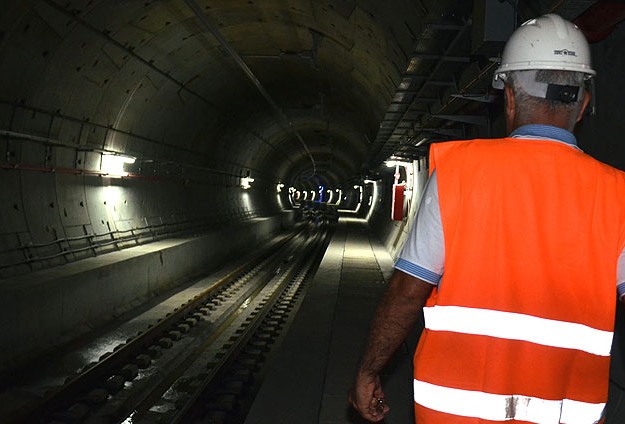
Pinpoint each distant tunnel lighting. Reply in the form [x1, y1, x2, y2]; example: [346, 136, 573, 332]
[366, 180, 379, 222]
[355, 186, 364, 213]
[277, 183, 285, 193]
[101, 153, 135, 177]
[241, 176, 255, 189]
[385, 160, 411, 168]
[415, 137, 428, 147]
[327, 189, 333, 203]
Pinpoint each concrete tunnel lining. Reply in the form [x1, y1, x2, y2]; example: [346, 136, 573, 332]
[2, 0, 625, 418]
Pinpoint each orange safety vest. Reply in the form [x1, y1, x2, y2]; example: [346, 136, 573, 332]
[413, 137, 625, 423]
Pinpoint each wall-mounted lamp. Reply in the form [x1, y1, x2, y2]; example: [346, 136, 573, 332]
[101, 153, 136, 177]
[241, 176, 255, 189]
[385, 160, 411, 168]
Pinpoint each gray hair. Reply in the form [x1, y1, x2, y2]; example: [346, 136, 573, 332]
[506, 70, 587, 131]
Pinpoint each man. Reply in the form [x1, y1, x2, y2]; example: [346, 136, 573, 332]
[350, 14, 625, 424]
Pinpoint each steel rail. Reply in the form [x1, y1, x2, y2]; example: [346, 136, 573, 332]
[16, 231, 299, 424]
[168, 233, 326, 423]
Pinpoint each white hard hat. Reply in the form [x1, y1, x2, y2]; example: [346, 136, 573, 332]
[492, 14, 595, 89]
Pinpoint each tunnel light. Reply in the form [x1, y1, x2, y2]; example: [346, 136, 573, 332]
[241, 176, 255, 189]
[364, 179, 380, 220]
[101, 153, 135, 177]
[276, 183, 285, 193]
[366, 180, 379, 222]
[385, 160, 411, 168]
[415, 137, 428, 147]
[354, 184, 364, 213]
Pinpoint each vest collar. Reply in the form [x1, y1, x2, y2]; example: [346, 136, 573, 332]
[509, 124, 580, 150]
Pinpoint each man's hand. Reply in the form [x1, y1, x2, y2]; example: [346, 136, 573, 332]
[348, 271, 433, 422]
[348, 371, 389, 422]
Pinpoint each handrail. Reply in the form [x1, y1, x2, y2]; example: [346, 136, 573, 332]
[0, 211, 264, 273]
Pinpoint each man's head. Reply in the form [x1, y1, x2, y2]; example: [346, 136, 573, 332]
[492, 14, 595, 133]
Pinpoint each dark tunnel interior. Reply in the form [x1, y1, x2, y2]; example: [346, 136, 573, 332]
[2, 0, 625, 422]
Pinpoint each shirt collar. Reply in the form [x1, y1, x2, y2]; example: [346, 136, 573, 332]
[509, 124, 579, 149]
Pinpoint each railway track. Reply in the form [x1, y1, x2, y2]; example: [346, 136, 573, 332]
[9, 226, 332, 424]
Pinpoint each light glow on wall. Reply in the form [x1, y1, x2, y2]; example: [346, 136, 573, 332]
[364, 179, 379, 222]
[354, 185, 364, 213]
[288, 187, 298, 207]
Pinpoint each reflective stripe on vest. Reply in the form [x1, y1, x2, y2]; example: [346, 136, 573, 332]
[423, 305, 613, 356]
[414, 379, 605, 424]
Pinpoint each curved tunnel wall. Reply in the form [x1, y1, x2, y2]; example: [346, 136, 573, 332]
[0, 0, 424, 276]
[0, 0, 424, 371]
[0, 163, 280, 277]
[3, 0, 625, 403]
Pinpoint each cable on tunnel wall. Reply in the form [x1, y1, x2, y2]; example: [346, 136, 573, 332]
[0, 107, 267, 183]
[183, 0, 317, 177]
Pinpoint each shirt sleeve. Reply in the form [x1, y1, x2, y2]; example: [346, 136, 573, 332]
[394, 170, 445, 285]
[617, 248, 625, 298]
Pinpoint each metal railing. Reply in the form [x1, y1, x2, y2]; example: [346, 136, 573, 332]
[0, 210, 263, 278]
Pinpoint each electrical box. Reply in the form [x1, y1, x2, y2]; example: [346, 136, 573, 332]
[472, 0, 517, 56]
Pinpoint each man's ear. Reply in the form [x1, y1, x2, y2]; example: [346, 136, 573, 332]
[504, 84, 516, 132]
[577, 90, 591, 123]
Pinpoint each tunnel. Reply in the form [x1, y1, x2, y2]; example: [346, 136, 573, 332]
[1, 0, 625, 423]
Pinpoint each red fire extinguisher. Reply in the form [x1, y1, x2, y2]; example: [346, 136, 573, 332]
[391, 183, 405, 221]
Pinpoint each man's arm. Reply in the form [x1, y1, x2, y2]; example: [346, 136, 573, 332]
[349, 270, 434, 422]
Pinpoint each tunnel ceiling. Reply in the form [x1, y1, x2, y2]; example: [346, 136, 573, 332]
[0, 0, 599, 189]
